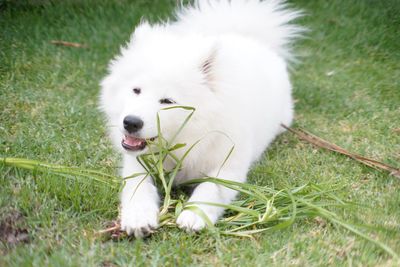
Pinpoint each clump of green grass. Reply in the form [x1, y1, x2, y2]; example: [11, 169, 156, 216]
[1, 106, 398, 259]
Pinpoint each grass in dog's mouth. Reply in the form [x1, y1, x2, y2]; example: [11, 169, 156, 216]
[1, 106, 398, 259]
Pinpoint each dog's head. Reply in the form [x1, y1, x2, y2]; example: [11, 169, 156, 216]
[100, 23, 218, 153]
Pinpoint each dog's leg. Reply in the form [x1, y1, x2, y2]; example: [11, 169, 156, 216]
[120, 154, 159, 237]
[176, 168, 248, 231]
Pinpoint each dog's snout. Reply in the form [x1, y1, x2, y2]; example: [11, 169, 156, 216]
[123, 115, 144, 133]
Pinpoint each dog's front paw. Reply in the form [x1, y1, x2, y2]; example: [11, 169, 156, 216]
[120, 204, 159, 238]
[176, 209, 209, 232]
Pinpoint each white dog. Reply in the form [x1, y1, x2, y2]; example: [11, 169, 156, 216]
[100, 0, 302, 237]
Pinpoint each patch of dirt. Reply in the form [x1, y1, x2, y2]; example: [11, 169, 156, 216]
[0, 210, 30, 246]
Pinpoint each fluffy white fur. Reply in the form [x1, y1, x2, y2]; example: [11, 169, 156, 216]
[100, 0, 302, 237]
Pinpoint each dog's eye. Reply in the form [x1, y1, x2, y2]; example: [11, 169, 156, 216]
[133, 87, 141, 95]
[159, 98, 175, 104]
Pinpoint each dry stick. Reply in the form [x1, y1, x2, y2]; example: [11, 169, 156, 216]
[96, 223, 120, 235]
[281, 124, 400, 179]
[95, 221, 124, 238]
[50, 40, 87, 48]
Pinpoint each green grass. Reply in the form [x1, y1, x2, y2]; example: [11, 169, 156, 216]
[1, 0, 399, 266]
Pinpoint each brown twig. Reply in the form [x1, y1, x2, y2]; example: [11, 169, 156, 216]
[50, 40, 87, 48]
[281, 124, 400, 179]
[95, 220, 126, 240]
[96, 223, 121, 235]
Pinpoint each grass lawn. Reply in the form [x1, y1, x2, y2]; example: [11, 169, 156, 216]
[1, 0, 399, 266]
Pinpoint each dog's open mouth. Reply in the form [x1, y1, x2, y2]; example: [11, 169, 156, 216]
[121, 135, 156, 151]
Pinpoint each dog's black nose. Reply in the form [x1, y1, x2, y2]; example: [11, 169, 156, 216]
[123, 115, 144, 133]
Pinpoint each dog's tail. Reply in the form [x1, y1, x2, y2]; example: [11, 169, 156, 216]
[175, 0, 304, 60]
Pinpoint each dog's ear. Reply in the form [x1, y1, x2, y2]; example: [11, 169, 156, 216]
[200, 46, 218, 88]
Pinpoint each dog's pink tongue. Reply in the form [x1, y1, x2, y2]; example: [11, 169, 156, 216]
[124, 136, 145, 146]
